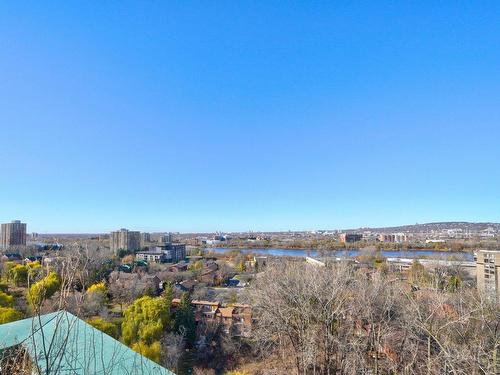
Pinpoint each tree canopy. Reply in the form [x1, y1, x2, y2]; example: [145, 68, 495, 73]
[0, 306, 22, 324]
[0, 290, 14, 307]
[131, 341, 161, 363]
[27, 261, 42, 280]
[121, 295, 172, 346]
[87, 281, 107, 295]
[8, 264, 28, 285]
[27, 271, 61, 307]
[87, 317, 118, 338]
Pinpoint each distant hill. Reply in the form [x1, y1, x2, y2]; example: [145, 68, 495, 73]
[351, 222, 500, 233]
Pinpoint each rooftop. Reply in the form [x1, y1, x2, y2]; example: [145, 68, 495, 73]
[0, 311, 174, 374]
[477, 249, 500, 253]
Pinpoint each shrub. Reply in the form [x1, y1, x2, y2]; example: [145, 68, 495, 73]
[131, 341, 161, 363]
[8, 264, 28, 285]
[0, 290, 14, 307]
[86, 317, 118, 338]
[27, 272, 61, 307]
[0, 307, 22, 324]
[87, 281, 107, 295]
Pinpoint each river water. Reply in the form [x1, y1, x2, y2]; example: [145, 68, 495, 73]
[206, 247, 474, 261]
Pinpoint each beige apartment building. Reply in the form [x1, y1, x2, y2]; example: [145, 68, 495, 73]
[0, 220, 27, 249]
[141, 232, 151, 245]
[378, 233, 408, 243]
[110, 228, 141, 254]
[475, 249, 500, 299]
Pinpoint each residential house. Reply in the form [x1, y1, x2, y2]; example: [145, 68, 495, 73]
[168, 262, 188, 272]
[171, 298, 254, 337]
[199, 261, 219, 285]
[175, 279, 197, 293]
[24, 256, 43, 264]
[172, 299, 220, 324]
[1, 253, 22, 262]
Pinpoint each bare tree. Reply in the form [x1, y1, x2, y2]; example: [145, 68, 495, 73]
[250, 261, 354, 374]
[249, 259, 500, 375]
[160, 332, 185, 372]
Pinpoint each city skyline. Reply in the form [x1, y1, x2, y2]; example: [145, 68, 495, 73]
[1, 218, 499, 235]
[1, 2, 499, 232]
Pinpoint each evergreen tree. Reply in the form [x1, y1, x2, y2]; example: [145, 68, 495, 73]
[162, 281, 173, 304]
[174, 292, 196, 345]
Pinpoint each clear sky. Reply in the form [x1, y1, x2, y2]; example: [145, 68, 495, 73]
[0, 2, 499, 233]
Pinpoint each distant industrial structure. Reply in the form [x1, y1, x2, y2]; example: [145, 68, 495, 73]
[339, 233, 363, 243]
[110, 228, 141, 254]
[0, 220, 27, 249]
[475, 250, 500, 299]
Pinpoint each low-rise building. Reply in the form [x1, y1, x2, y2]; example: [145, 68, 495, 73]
[174, 279, 197, 293]
[339, 233, 363, 243]
[172, 299, 220, 324]
[135, 249, 165, 264]
[168, 262, 188, 272]
[393, 233, 408, 243]
[1, 253, 22, 262]
[171, 299, 253, 337]
[379, 234, 395, 243]
[199, 261, 219, 285]
[136, 243, 186, 264]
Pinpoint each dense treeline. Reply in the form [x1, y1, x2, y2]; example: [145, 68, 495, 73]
[249, 261, 499, 375]
[211, 238, 499, 252]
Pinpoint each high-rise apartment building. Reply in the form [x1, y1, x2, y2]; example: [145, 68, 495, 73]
[0, 220, 27, 249]
[110, 228, 141, 254]
[476, 250, 500, 299]
[141, 232, 151, 245]
[159, 233, 172, 244]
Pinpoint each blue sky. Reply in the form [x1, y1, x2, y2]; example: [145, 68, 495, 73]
[0, 2, 499, 233]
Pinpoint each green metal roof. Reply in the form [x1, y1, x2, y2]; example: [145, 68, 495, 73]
[0, 311, 175, 375]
